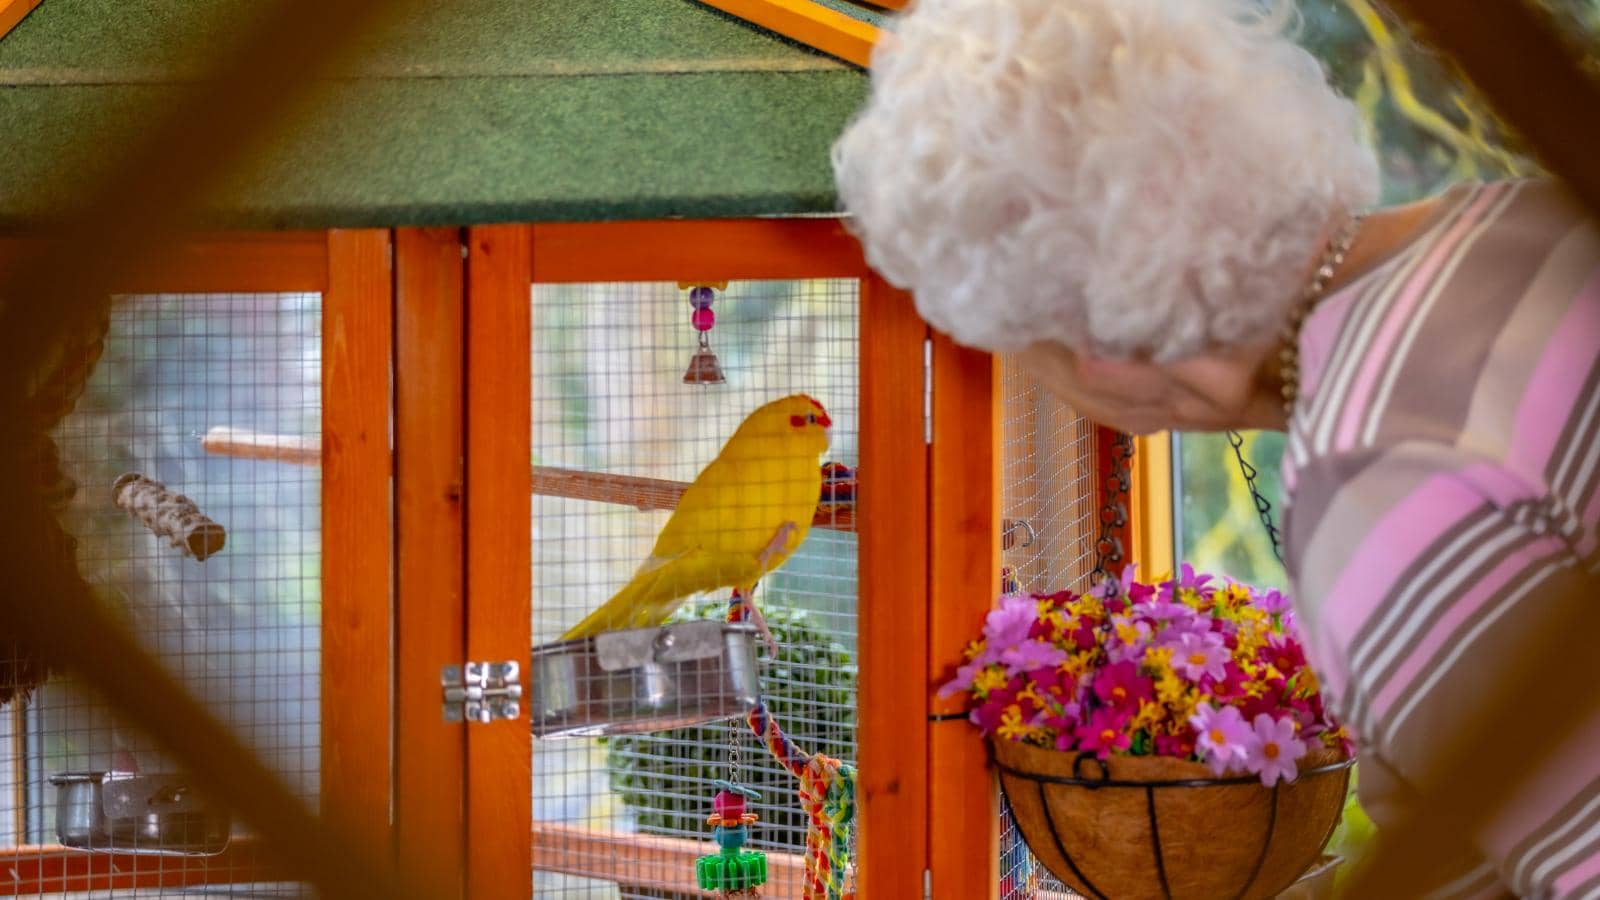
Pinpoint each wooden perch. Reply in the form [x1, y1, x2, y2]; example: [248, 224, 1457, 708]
[201, 428, 857, 531]
[531, 821, 808, 897]
[200, 427, 319, 466]
[112, 473, 226, 561]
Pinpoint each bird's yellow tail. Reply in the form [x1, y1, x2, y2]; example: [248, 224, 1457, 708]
[560, 549, 756, 640]
[560, 566, 673, 640]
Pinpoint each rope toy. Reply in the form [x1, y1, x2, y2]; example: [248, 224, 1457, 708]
[728, 591, 858, 900]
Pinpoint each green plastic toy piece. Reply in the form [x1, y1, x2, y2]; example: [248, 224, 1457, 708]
[696, 847, 769, 892]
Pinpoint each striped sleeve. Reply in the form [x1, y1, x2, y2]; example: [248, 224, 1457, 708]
[1289, 445, 1600, 899]
[1283, 178, 1600, 899]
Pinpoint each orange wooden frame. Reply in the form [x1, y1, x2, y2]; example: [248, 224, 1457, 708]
[464, 224, 534, 900]
[322, 229, 395, 848]
[529, 218, 866, 283]
[0, 230, 384, 895]
[690, 0, 878, 68]
[394, 227, 469, 899]
[524, 219, 934, 900]
[0, 0, 44, 42]
[0, 839, 280, 896]
[928, 335, 1002, 900]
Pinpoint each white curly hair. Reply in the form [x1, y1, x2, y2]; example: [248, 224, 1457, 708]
[832, 0, 1381, 362]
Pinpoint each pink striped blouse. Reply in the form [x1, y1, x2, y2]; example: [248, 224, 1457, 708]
[1283, 179, 1600, 899]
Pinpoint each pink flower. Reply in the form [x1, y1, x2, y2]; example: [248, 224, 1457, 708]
[1255, 587, 1292, 615]
[1074, 708, 1132, 759]
[1092, 661, 1155, 711]
[1170, 631, 1229, 683]
[938, 658, 984, 697]
[1189, 704, 1252, 775]
[1243, 714, 1307, 786]
[983, 594, 1038, 649]
[1000, 639, 1069, 675]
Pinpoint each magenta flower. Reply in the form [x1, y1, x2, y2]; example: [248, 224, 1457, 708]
[1170, 631, 1230, 683]
[1243, 714, 1307, 786]
[1155, 729, 1197, 759]
[1173, 562, 1215, 595]
[1092, 660, 1155, 711]
[1190, 703, 1252, 775]
[1074, 707, 1132, 759]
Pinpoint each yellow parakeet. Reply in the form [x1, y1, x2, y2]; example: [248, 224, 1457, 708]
[562, 394, 832, 650]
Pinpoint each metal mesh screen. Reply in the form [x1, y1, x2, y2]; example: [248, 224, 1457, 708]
[529, 280, 860, 897]
[6, 293, 324, 897]
[997, 354, 1097, 900]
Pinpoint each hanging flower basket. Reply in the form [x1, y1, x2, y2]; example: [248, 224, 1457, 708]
[994, 739, 1350, 899]
[941, 567, 1355, 900]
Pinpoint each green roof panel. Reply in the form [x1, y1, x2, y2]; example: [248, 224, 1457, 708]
[0, 0, 868, 227]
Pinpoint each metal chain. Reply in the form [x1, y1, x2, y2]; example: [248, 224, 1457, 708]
[1090, 432, 1135, 586]
[1225, 429, 1285, 564]
[727, 717, 742, 783]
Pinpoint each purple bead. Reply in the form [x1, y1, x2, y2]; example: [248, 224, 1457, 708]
[691, 307, 715, 331]
[689, 286, 715, 309]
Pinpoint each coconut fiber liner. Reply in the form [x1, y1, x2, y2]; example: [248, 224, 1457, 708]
[995, 740, 1352, 900]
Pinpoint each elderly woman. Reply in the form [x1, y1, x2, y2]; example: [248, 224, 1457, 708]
[833, 0, 1600, 896]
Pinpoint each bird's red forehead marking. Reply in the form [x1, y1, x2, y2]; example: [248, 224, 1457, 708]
[803, 395, 825, 412]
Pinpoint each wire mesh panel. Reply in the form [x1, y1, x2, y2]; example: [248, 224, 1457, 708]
[5, 292, 324, 897]
[997, 355, 1097, 900]
[529, 280, 860, 897]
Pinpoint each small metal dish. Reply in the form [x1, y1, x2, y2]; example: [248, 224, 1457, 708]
[530, 620, 760, 738]
[50, 771, 231, 856]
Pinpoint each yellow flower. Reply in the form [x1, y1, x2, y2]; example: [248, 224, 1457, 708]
[996, 705, 1037, 742]
[1133, 699, 1166, 731]
[1155, 673, 1188, 706]
[973, 667, 1010, 695]
[1064, 650, 1098, 679]
[1144, 645, 1175, 674]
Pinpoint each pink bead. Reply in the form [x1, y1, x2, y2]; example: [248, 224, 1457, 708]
[713, 791, 745, 819]
[691, 307, 715, 332]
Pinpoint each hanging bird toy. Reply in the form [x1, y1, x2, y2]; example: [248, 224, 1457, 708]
[680, 282, 728, 385]
[697, 778, 768, 897]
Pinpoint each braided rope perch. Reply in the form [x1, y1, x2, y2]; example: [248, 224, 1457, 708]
[728, 592, 857, 900]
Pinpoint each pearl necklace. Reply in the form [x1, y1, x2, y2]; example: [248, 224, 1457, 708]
[1279, 213, 1365, 420]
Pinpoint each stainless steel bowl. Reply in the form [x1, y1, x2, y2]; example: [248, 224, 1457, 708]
[49, 771, 231, 856]
[530, 620, 760, 738]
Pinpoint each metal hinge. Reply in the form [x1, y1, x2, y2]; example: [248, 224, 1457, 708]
[924, 337, 934, 445]
[441, 661, 523, 723]
[924, 868, 932, 900]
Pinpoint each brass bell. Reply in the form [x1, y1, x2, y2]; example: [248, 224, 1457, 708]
[682, 342, 726, 385]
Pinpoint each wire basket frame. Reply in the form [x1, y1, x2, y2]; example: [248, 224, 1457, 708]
[529, 279, 860, 898]
[994, 749, 1354, 900]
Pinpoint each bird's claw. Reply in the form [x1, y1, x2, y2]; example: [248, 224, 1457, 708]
[740, 591, 780, 657]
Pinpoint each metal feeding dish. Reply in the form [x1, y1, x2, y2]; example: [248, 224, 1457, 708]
[530, 620, 760, 738]
[50, 771, 231, 856]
